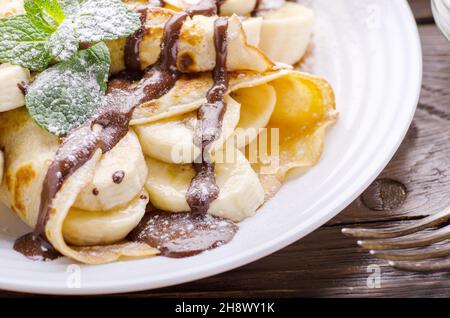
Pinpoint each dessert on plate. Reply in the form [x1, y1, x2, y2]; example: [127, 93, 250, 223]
[0, 0, 336, 264]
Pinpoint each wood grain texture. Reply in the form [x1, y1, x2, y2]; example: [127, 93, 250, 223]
[1, 0, 448, 298]
[408, 0, 434, 22]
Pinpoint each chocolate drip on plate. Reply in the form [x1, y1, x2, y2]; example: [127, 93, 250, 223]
[128, 207, 238, 258]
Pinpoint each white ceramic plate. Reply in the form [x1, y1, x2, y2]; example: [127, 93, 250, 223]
[0, 0, 422, 295]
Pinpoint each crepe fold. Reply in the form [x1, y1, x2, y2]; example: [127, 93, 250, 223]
[132, 69, 337, 204]
[107, 6, 272, 74]
[0, 109, 158, 264]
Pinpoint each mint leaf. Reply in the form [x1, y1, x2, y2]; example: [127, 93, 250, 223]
[58, 0, 81, 16]
[75, 0, 141, 42]
[46, 19, 78, 62]
[26, 43, 111, 136]
[81, 41, 111, 91]
[0, 15, 51, 71]
[24, 0, 65, 33]
[0, 0, 140, 69]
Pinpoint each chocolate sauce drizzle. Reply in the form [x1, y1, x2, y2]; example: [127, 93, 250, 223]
[251, 0, 263, 16]
[124, 5, 149, 73]
[186, 17, 229, 213]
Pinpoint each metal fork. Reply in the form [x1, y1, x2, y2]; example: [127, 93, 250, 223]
[342, 207, 450, 272]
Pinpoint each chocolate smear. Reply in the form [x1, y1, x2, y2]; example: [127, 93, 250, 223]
[128, 208, 238, 258]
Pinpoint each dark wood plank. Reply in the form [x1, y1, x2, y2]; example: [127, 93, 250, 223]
[408, 0, 433, 22]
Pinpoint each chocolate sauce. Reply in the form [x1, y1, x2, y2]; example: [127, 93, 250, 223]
[112, 170, 125, 184]
[186, 17, 229, 213]
[13, 232, 61, 261]
[251, 0, 263, 16]
[17, 81, 28, 95]
[14, 11, 190, 261]
[124, 5, 149, 73]
[128, 208, 238, 258]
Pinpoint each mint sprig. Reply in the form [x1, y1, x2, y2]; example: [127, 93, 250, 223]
[0, 0, 140, 71]
[26, 42, 111, 136]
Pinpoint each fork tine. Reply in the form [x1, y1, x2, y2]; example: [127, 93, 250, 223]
[370, 244, 450, 261]
[389, 258, 450, 272]
[342, 207, 450, 239]
[357, 225, 450, 250]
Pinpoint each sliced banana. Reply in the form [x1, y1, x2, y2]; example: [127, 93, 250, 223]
[220, 0, 258, 16]
[73, 130, 148, 212]
[135, 95, 241, 164]
[241, 17, 263, 47]
[0, 64, 30, 112]
[0, 0, 24, 17]
[63, 190, 149, 246]
[258, 2, 314, 65]
[231, 83, 277, 148]
[145, 149, 265, 222]
[0, 2, 29, 113]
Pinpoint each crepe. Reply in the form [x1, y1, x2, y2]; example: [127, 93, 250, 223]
[133, 69, 337, 218]
[0, 109, 158, 264]
[107, 7, 272, 74]
[133, 70, 336, 157]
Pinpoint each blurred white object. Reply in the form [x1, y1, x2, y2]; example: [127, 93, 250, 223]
[432, 0, 450, 41]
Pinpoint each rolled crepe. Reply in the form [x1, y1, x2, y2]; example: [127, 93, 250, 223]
[107, 7, 273, 74]
[132, 69, 337, 214]
[0, 109, 157, 264]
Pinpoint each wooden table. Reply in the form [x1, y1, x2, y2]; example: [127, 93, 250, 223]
[1, 0, 449, 298]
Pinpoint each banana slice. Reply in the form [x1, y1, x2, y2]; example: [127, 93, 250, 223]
[135, 95, 241, 164]
[63, 190, 149, 246]
[258, 2, 314, 65]
[0, 2, 29, 113]
[0, 64, 30, 112]
[73, 130, 148, 212]
[0, 0, 24, 17]
[231, 83, 277, 148]
[220, 0, 258, 16]
[145, 149, 265, 221]
[241, 17, 263, 47]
